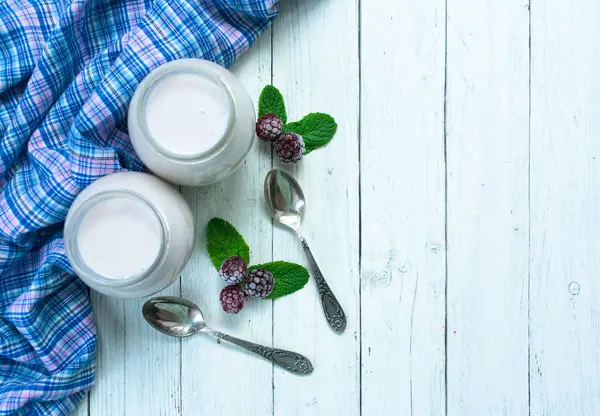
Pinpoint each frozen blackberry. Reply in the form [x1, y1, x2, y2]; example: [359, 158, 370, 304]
[219, 256, 247, 285]
[273, 132, 305, 163]
[220, 285, 247, 314]
[256, 114, 284, 141]
[243, 269, 274, 298]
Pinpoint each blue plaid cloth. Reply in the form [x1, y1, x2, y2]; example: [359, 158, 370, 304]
[0, 0, 277, 414]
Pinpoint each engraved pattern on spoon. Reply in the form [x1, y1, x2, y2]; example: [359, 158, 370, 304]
[300, 236, 347, 333]
[213, 331, 314, 374]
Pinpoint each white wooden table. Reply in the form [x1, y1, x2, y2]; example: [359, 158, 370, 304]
[74, 0, 600, 414]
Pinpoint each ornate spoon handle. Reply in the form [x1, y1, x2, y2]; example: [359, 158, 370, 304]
[299, 236, 347, 333]
[207, 328, 314, 375]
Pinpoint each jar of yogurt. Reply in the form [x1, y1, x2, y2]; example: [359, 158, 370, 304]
[128, 59, 256, 186]
[64, 172, 195, 298]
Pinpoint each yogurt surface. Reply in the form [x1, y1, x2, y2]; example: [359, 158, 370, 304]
[76, 195, 163, 279]
[145, 72, 230, 157]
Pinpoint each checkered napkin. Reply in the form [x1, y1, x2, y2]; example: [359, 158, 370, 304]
[0, 1, 277, 414]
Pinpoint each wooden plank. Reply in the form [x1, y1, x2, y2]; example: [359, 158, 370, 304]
[360, 1, 446, 414]
[89, 295, 126, 415]
[530, 0, 600, 414]
[271, 0, 360, 414]
[179, 33, 274, 416]
[123, 285, 181, 414]
[90, 287, 181, 416]
[445, 1, 530, 414]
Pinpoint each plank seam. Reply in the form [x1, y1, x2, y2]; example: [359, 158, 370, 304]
[357, 0, 363, 414]
[269, 22, 275, 416]
[527, 1, 533, 415]
[409, 272, 419, 416]
[443, 1, 449, 415]
[122, 302, 126, 416]
[179, 266, 183, 414]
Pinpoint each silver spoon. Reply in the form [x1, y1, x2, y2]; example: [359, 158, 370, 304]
[142, 296, 313, 375]
[264, 168, 347, 333]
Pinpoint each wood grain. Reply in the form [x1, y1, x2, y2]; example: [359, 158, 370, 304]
[530, 0, 600, 414]
[123, 285, 181, 414]
[89, 295, 126, 415]
[179, 33, 274, 416]
[360, 1, 446, 414]
[90, 286, 181, 415]
[445, 1, 530, 414]
[271, 0, 360, 414]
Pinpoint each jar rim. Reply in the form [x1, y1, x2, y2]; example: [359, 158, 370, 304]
[136, 61, 237, 162]
[65, 190, 168, 288]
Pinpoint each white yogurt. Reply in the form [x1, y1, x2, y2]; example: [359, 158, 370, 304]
[76, 195, 162, 279]
[65, 172, 196, 298]
[145, 73, 230, 157]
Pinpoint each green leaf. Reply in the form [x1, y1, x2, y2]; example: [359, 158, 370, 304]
[284, 112, 337, 154]
[258, 85, 287, 124]
[248, 261, 309, 299]
[206, 218, 250, 270]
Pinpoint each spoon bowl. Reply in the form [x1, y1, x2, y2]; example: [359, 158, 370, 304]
[264, 169, 305, 231]
[142, 296, 314, 375]
[142, 296, 206, 337]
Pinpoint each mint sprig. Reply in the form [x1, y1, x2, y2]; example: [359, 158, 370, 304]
[258, 85, 287, 124]
[207, 218, 308, 299]
[257, 85, 338, 154]
[285, 113, 338, 154]
[206, 218, 250, 269]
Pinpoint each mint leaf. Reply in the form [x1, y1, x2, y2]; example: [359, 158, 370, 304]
[249, 261, 309, 299]
[206, 218, 250, 270]
[258, 85, 287, 124]
[285, 113, 337, 154]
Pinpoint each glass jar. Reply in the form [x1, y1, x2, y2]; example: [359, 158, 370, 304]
[64, 172, 195, 298]
[128, 58, 256, 186]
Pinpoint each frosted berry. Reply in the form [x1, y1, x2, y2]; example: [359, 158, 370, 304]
[219, 256, 247, 284]
[256, 114, 284, 141]
[243, 269, 274, 298]
[220, 285, 247, 314]
[273, 132, 305, 163]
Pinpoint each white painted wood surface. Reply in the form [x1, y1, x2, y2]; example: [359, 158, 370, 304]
[82, 0, 600, 414]
[445, 1, 530, 415]
[530, 0, 600, 414]
[360, 0, 446, 415]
